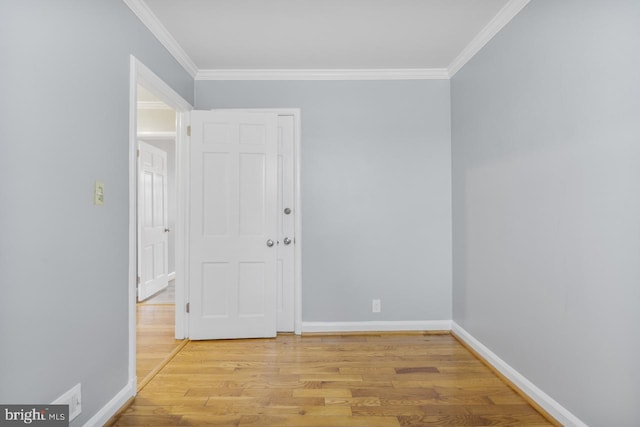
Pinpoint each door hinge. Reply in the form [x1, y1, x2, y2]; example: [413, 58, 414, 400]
[186, 302, 190, 313]
[136, 148, 140, 157]
[186, 125, 191, 137]
[136, 276, 140, 285]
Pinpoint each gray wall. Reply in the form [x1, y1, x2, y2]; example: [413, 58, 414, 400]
[0, 1, 193, 425]
[451, 1, 640, 425]
[196, 80, 452, 322]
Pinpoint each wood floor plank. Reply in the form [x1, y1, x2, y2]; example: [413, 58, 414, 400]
[395, 367, 439, 374]
[351, 405, 431, 417]
[397, 414, 551, 426]
[178, 416, 242, 426]
[325, 397, 382, 407]
[113, 333, 555, 427]
[298, 406, 352, 416]
[339, 367, 397, 375]
[299, 374, 363, 382]
[131, 395, 209, 406]
[238, 414, 401, 426]
[293, 389, 352, 398]
[240, 389, 293, 398]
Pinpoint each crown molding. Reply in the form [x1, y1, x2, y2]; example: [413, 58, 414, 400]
[122, 0, 198, 78]
[195, 68, 450, 81]
[448, 0, 530, 77]
[124, 0, 528, 82]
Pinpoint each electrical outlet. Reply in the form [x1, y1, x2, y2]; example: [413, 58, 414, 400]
[372, 299, 381, 313]
[52, 383, 82, 422]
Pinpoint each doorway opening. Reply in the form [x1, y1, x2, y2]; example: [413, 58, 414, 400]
[137, 85, 176, 305]
[128, 56, 192, 393]
[135, 84, 181, 387]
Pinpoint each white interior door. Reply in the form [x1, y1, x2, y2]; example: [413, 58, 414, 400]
[189, 111, 278, 340]
[137, 141, 169, 301]
[276, 115, 295, 332]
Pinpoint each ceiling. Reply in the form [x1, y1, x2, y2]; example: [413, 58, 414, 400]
[128, 0, 529, 78]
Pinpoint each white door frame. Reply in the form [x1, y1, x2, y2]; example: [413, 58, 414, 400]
[128, 56, 192, 390]
[210, 108, 302, 335]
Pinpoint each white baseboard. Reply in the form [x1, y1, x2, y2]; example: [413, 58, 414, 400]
[168, 271, 176, 281]
[83, 379, 135, 427]
[301, 320, 451, 334]
[451, 322, 587, 427]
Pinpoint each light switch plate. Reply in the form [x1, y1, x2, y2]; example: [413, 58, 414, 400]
[94, 181, 104, 206]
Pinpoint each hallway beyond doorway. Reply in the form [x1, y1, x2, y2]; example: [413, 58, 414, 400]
[136, 303, 185, 390]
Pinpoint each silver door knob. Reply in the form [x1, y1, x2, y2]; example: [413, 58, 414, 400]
[164, 228, 170, 233]
[283, 237, 292, 245]
[284, 208, 292, 215]
[266, 239, 275, 247]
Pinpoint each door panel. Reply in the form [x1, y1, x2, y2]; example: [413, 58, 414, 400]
[189, 111, 278, 340]
[238, 262, 265, 316]
[276, 115, 296, 332]
[239, 153, 266, 235]
[137, 141, 169, 301]
[201, 262, 229, 316]
[202, 153, 230, 236]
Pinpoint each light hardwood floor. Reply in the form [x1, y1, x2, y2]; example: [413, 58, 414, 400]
[115, 331, 554, 426]
[136, 304, 183, 385]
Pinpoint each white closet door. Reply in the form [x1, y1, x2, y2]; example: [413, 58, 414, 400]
[276, 115, 296, 332]
[137, 141, 169, 301]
